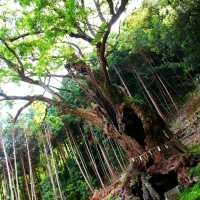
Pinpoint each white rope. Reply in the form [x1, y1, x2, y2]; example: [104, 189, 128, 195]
[131, 143, 169, 163]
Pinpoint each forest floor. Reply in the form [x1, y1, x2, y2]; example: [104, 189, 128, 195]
[90, 91, 200, 200]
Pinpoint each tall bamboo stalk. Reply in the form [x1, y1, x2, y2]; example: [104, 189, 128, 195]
[95, 144, 111, 182]
[135, 71, 166, 121]
[44, 127, 64, 200]
[0, 131, 15, 200]
[114, 142, 127, 168]
[156, 73, 178, 112]
[66, 129, 93, 185]
[8, 159, 18, 200]
[91, 130, 115, 177]
[108, 139, 124, 171]
[65, 133, 94, 192]
[21, 157, 31, 200]
[42, 141, 58, 200]
[79, 127, 105, 187]
[154, 84, 172, 114]
[99, 143, 115, 177]
[24, 131, 37, 200]
[63, 141, 76, 174]
[113, 65, 132, 97]
[2, 171, 9, 200]
[12, 128, 20, 200]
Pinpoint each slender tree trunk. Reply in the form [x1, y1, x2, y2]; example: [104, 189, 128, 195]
[43, 142, 58, 200]
[12, 128, 20, 200]
[24, 133, 37, 200]
[2, 173, 9, 200]
[21, 157, 32, 200]
[80, 127, 105, 187]
[109, 139, 124, 171]
[1, 133, 15, 200]
[65, 134, 94, 192]
[45, 129, 64, 200]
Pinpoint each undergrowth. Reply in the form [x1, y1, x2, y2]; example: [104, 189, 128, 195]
[179, 144, 200, 200]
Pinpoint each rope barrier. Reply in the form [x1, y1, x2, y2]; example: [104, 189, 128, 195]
[131, 143, 169, 163]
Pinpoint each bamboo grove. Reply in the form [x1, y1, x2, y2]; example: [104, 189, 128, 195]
[0, 122, 128, 199]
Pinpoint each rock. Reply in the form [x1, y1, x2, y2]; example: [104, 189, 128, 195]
[164, 186, 180, 200]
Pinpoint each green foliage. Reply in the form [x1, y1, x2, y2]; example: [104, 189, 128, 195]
[118, 5, 179, 56]
[0, 0, 91, 83]
[107, 0, 200, 110]
[180, 182, 200, 200]
[65, 180, 89, 200]
[92, 22, 109, 44]
[40, 178, 54, 200]
[17, 0, 88, 36]
[188, 144, 200, 179]
[60, 158, 94, 200]
[60, 78, 88, 108]
[117, 0, 200, 73]
[190, 164, 200, 177]
[46, 107, 64, 132]
[189, 144, 200, 153]
[179, 144, 200, 200]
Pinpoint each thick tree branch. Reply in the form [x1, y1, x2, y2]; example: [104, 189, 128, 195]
[67, 42, 84, 58]
[102, 0, 129, 46]
[0, 54, 18, 70]
[0, 38, 23, 67]
[94, 0, 106, 22]
[96, 0, 129, 85]
[0, 39, 58, 100]
[5, 24, 93, 45]
[110, 0, 128, 25]
[13, 100, 34, 123]
[0, 49, 63, 100]
[0, 92, 53, 104]
[52, 6, 94, 43]
[106, 0, 115, 15]
[0, 38, 24, 74]
[80, 0, 96, 36]
[7, 31, 43, 42]
[69, 28, 94, 44]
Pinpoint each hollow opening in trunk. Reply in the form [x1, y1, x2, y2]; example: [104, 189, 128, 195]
[149, 171, 179, 198]
[122, 106, 145, 146]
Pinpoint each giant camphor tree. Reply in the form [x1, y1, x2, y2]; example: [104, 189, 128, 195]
[0, 0, 198, 198]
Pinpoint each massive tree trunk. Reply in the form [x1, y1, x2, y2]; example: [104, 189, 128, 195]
[61, 94, 185, 160]
[64, 85, 198, 200]
[61, 103, 145, 158]
[59, 50, 191, 198]
[84, 96, 196, 199]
